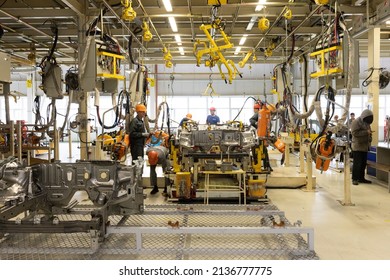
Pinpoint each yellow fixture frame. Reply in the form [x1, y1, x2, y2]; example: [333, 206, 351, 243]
[194, 19, 241, 84]
[96, 51, 125, 80]
[309, 45, 343, 78]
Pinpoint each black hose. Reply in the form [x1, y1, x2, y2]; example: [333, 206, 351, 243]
[39, 20, 58, 70]
[302, 54, 309, 129]
[96, 90, 127, 129]
[310, 85, 335, 152]
[232, 96, 258, 121]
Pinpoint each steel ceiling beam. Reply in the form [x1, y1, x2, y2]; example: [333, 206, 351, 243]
[0, 8, 76, 56]
[60, 0, 85, 16]
[273, 5, 322, 52]
[100, 0, 146, 51]
[135, 0, 164, 48]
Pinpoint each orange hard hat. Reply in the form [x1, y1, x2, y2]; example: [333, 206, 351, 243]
[186, 113, 192, 118]
[210, 107, 216, 111]
[148, 150, 159, 165]
[135, 104, 147, 112]
[254, 103, 261, 109]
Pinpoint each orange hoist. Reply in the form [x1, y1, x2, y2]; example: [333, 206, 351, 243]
[315, 132, 336, 172]
[257, 102, 286, 153]
[257, 103, 271, 138]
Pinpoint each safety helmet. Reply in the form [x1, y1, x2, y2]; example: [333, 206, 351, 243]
[135, 104, 147, 112]
[210, 107, 216, 111]
[186, 113, 192, 118]
[254, 103, 261, 109]
[148, 150, 159, 165]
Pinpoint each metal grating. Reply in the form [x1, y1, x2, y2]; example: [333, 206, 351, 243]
[0, 204, 319, 260]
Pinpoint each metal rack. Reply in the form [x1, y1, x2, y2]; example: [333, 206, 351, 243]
[0, 204, 318, 260]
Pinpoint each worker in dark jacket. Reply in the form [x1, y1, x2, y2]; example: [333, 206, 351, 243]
[351, 109, 373, 185]
[179, 113, 192, 127]
[128, 104, 150, 164]
[146, 145, 170, 195]
[249, 103, 261, 128]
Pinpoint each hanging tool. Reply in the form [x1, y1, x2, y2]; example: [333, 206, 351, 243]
[283, 8, 292, 20]
[202, 82, 218, 97]
[238, 49, 254, 68]
[121, 0, 136, 22]
[315, 132, 336, 173]
[163, 46, 173, 68]
[258, 17, 270, 32]
[194, 16, 241, 83]
[142, 20, 153, 42]
[202, 76, 219, 97]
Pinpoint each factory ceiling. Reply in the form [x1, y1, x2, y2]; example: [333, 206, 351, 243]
[0, 0, 389, 67]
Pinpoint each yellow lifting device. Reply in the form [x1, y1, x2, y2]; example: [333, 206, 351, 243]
[193, 18, 241, 84]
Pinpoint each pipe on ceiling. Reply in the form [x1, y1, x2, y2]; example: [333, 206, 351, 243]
[0, 8, 75, 59]
[136, 0, 165, 48]
[101, 0, 147, 52]
[187, 0, 195, 42]
[273, 5, 322, 52]
[254, 6, 288, 50]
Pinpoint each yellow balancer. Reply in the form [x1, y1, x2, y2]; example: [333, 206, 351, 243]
[258, 17, 270, 32]
[121, 0, 136, 22]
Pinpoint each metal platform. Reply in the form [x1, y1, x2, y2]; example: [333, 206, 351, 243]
[0, 204, 318, 260]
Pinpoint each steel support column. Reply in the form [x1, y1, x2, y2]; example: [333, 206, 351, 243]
[367, 28, 380, 146]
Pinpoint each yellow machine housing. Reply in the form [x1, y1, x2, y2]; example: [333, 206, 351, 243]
[175, 172, 192, 199]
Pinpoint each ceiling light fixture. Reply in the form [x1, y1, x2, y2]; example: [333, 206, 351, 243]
[175, 34, 182, 45]
[168, 16, 178, 32]
[255, 0, 266, 11]
[179, 47, 185, 55]
[239, 35, 248, 45]
[246, 16, 258, 31]
[162, 0, 173, 12]
[234, 47, 241, 55]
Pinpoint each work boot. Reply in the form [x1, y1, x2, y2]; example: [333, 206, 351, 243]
[358, 179, 372, 184]
[162, 187, 168, 197]
[150, 186, 159, 195]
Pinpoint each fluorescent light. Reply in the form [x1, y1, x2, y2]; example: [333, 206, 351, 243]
[175, 34, 182, 45]
[255, 0, 266, 11]
[18, 36, 32, 43]
[168, 16, 178, 32]
[386, 20, 390, 25]
[234, 47, 241, 55]
[246, 16, 258, 31]
[255, 5, 264, 11]
[179, 47, 184, 55]
[239, 35, 248, 45]
[162, 0, 173, 12]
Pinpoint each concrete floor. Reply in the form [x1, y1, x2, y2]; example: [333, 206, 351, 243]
[144, 148, 390, 260]
[59, 142, 390, 260]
